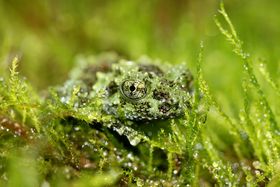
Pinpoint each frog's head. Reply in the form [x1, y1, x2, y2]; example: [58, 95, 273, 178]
[101, 60, 193, 121]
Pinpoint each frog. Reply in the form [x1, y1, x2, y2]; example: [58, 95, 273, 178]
[55, 53, 195, 146]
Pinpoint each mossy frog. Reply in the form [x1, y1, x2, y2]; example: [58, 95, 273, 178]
[56, 53, 194, 146]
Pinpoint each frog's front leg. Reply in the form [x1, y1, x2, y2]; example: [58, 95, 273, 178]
[101, 119, 149, 146]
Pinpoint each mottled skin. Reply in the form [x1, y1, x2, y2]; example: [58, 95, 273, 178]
[58, 54, 194, 145]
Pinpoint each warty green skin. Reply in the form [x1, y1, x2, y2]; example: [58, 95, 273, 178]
[57, 55, 194, 145]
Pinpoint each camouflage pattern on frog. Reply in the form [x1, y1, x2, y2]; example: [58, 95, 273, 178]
[57, 53, 194, 145]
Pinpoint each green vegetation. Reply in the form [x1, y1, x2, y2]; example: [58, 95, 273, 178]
[1, 1, 280, 186]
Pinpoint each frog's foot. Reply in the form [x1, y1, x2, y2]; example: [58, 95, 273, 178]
[104, 121, 149, 146]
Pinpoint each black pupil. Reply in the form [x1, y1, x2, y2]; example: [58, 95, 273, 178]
[130, 84, 136, 92]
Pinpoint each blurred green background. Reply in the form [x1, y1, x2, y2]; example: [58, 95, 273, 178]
[0, 0, 280, 116]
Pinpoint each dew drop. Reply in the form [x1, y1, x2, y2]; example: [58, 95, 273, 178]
[212, 162, 218, 168]
[193, 152, 199, 159]
[173, 170, 178, 175]
[127, 153, 134, 160]
[252, 161, 260, 169]
[103, 151, 108, 156]
[255, 170, 260, 176]
[127, 162, 132, 167]
[41, 180, 50, 187]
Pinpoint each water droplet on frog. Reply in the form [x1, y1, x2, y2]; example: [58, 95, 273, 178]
[74, 126, 81, 131]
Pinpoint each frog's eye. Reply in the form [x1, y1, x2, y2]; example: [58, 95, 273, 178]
[120, 80, 147, 100]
